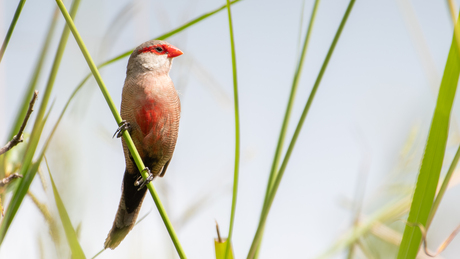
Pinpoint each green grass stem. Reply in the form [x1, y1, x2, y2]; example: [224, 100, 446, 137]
[0, 0, 27, 63]
[247, 1, 356, 257]
[397, 11, 460, 258]
[253, 1, 321, 257]
[54, 1, 186, 257]
[224, 0, 240, 259]
[0, 0, 80, 245]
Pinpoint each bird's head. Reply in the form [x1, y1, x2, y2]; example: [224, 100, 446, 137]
[127, 40, 183, 75]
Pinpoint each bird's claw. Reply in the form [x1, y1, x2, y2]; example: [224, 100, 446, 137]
[134, 167, 154, 191]
[113, 120, 131, 138]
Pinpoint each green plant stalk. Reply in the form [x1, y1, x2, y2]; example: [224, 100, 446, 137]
[0, 0, 80, 245]
[54, 1, 187, 258]
[427, 144, 460, 228]
[253, 0, 321, 257]
[224, 0, 240, 259]
[397, 11, 460, 259]
[46, 157, 86, 259]
[247, 1, 356, 258]
[0, 0, 27, 63]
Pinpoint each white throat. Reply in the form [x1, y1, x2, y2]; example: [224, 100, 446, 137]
[137, 52, 170, 72]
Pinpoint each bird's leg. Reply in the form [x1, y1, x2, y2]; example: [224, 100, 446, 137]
[113, 120, 131, 138]
[134, 167, 154, 191]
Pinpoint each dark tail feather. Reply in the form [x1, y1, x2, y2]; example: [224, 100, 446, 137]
[104, 169, 148, 249]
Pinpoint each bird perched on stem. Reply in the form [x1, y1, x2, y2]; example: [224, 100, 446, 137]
[104, 40, 183, 249]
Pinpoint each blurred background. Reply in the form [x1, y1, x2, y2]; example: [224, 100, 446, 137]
[1, 0, 460, 258]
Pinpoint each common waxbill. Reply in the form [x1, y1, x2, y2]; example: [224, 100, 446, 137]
[104, 40, 183, 249]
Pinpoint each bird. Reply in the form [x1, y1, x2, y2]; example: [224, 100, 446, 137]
[104, 40, 183, 249]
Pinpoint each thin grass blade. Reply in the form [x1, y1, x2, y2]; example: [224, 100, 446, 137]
[0, 0, 27, 63]
[397, 11, 460, 259]
[45, 158, 86, 259]
[223, 0, 240, 258]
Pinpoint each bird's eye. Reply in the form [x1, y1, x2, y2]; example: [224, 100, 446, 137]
[155, 47, 164, 52]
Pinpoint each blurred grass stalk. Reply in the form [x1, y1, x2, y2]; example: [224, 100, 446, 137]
[222, 0, 240, 258]
[0, 0, 81, 245]
[247, 0, 355, 258]
[397, 8, 460, 259]
[54, 0, 189, 257]
[0, 0, 27, 63]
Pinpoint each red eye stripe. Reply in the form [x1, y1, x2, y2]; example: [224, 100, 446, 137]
[138, 44, 166, 55]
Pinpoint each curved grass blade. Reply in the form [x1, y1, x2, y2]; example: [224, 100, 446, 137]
[397, 11, 460, 259]
[247, 1, 356, 257]
[45, 157, 86, 259]
[55, 1, 187, 257]
[0, 0, 81, 246]
[224, 0, 240, 258]
[0, 0, 27, 63]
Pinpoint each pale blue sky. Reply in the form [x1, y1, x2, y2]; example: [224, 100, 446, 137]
[1, 0, 460, 258]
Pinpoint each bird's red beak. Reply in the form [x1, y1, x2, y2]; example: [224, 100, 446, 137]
[166, 45, 183, 58]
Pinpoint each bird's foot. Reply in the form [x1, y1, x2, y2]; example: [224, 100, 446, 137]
[113, 120, 131, 138]
[134, 167, 154, 191]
